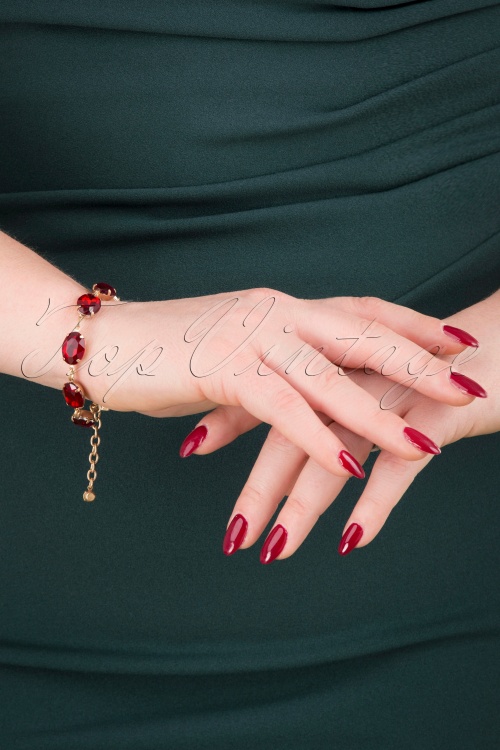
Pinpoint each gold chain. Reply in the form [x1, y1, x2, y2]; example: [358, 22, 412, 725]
[83, 403, 102, 502]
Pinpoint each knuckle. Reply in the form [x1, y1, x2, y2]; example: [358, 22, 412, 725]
[319, 370, 364, 413]
[354, 295, 384, 316]
[249, 286, 282, 304]
[272, 386, 304, 417]
[319, 362, 348, 395]
[365, 405, 398, 432]
[343, 313, 387, 346]
[365, 491, 389, 511]
[286, 493, 319, 521]
[377, 452, 413, 480]
[365, 488, 399, 518]
[253, 286, 276, 297]
[239, 481, 272, 512]
[266, 426, 296, 454]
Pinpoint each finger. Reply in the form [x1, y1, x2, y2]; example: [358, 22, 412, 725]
[260, 331, 442, 461]
[179, 405, 262, 457]
[337, 442, 437, 556]
[326, 295, 480, 354]
[223, 413, 333, 555]
[290, 299, 486, 406]
[234, 376, 366, 480]
[258, 425, 373, 562]
[224, 431, 307, 555]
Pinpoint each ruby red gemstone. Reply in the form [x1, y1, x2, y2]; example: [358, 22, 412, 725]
[77, 293, 101, 315]
[93, 282, 116, 298]
[62, 382, 85, 408]
[72, 409, 96, 427]
[72, 416, 96, 427]
[62, 331, 85, 364]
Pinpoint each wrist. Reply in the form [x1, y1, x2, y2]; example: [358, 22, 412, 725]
[18, 279, 88, 392]
[63, 285, 126, 411]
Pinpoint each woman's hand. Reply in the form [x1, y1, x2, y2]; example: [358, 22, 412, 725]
[2, 231, 490, 521]
[2, 225, 479, 485]
[77, 288, 485, 483]
[179, 290, 499, 562]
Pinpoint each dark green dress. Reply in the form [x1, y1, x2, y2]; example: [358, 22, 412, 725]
[1, 1, 499, 747]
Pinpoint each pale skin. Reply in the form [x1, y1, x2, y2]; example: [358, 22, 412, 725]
[188, 289, 500, 558]
[1, 229, 495, 555]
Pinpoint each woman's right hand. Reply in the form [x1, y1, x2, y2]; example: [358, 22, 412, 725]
[77, 287, 484, 479]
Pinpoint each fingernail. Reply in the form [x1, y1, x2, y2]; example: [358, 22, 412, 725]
[260, 524, 288, 564]
[223, 514, 248, 556]
[338, 450, 365, 479]
[449, 371, 487, 398]
[403, 426, 441, 455]
[442, 325, 479, 348]
[179, 424, 208, 457]
[338, 523, 363, 556]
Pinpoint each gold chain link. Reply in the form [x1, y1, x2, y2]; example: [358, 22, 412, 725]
[83, 403, 102, 502]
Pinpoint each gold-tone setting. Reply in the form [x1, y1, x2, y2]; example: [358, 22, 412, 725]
[61, 285, 115, 502]
[71, 408, 96, 425]
[61, 380, 86, 405]
[92, 283, 120, 302]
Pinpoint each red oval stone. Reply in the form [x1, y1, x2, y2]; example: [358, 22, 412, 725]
[62, 381, 85, 408]
[62, 331, 85, 364]
[93, 282, 116, 300]
[71, 409, 96, 427]
[77, 293, 101, 316]
[72, 416, 96, 427]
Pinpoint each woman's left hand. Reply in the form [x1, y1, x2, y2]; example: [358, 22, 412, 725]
[181, 290, 500, 561]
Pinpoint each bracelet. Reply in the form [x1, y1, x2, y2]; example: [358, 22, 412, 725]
[61, 282, 120, 502]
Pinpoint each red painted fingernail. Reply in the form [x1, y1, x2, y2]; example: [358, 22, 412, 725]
[449, 371, 487, 398]
[442, 325, 479, 348]
[260, 524, 288, 564]
[223, 514, 248, 556]
[403, 426, 441, 455]
[338, 450, 365, 479]
[338, 523, 363, 556]
[179, 424, 208, 457]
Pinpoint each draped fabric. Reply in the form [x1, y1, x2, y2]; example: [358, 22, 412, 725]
[1, 2, 499, 747]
